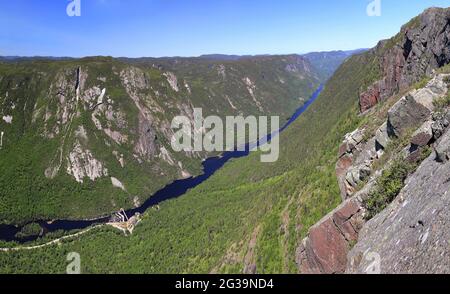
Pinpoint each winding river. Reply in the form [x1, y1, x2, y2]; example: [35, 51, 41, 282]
[0, 85, 323, 244]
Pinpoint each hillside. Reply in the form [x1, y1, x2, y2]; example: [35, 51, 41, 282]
[0, 47, 374, 272]
[0, 55, 321, 224]
[0, 43, 381, 273]
[302, 49, 367, 80]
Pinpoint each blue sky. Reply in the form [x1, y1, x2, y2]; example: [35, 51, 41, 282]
[0, 0, 449, 57]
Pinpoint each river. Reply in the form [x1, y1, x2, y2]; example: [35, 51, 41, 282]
[0, 85, 323, 243]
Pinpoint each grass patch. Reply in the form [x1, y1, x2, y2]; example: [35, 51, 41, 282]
[364, 160, 412, 219]
[364, 146, 432, 220]
[433, 92, 450, 112]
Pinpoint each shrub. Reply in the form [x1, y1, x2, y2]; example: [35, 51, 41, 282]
[364, 160, 411, 220]
[413, 77, 431, 90]
[433, 93, 450, 111]
[364, 144, 433, 220]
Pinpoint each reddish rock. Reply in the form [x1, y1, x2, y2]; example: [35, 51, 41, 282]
[336, 154, 353, 178]
[296, 198, 364, 274]
[406, 149, 422, 163]
[338, 142, 349, 158]
[332, 199, 362, 242]
[360, 82, 382, 113]
[296, 241, 322, 274]
[411, 133, 433, 147]
[296, 199, 365, 274]
[308, 218, 349, 274]
[411, 121, 433, 147]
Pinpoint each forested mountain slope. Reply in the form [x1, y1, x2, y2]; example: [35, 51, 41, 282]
[0, 55, 321, 224]
[0, 44, 380, 273]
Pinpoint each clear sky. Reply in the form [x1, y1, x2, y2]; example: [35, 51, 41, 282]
[1, 0, 449, 57]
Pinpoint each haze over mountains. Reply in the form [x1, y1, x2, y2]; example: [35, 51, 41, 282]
[0, 49, 361, 81]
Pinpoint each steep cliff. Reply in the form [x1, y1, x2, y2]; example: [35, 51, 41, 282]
[296, 7, 450, 274]
[297, 72, 450, 274]
[359, 7, 450, 112]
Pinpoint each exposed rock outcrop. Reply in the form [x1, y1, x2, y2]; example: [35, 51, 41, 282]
[347, 127, 450, 274]
[387, 74, 449, 137]
[387, 94, 431, 137]
[163, 72, 179, 92]
[338, 74, 448, 199]
[311, 67, 449, 274]
[336, 132, 381, 200]
[360, 8, 450, 112]
[66, 141, 108, 183]
[111, 177, 126, 191]
[296, 198, 365, 274]
[134, 114, 157, 161]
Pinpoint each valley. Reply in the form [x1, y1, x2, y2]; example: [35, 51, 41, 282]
[0, 55, 324, 225]
[0, 4, 449, 276]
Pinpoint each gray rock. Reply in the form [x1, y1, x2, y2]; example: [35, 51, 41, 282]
[375, 122, 390, 149]
[410, 88, 439, 111]
[426, 74, 448, 97]
[134, 114, 157, 161]
[347, 128, 450, 274]
[435, 131, 450, 162]
[387, 94, 431, 137]
[345, 162, 371, 189]
[431, 111, 450, 140]
[339, 129, 365, 157]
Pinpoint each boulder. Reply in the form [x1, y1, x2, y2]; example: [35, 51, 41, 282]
[375, 122, 390, 149]
[387, 94, 431, 137]
[339, 129, 365, 157]
[410, 88, 439, 111]
[435, 134, 450, 162]
[426, 74, 448, 97]
[336, 154, 354, 200]
[345, 162, 371, 189]
[431, 111, 450, 140]
[411, 121, 433, 147]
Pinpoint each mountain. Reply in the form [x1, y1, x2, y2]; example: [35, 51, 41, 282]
[359, 7, 450, 112]
[1, 7, 449, 274]
[0, 55, 322, 224]
[197, 54, 246, 61]
[302, 49, 368, 80]
[198, 50, 366, 79]
[0, 47, 376, 273]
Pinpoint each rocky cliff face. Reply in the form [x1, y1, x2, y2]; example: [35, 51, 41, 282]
[297, 7, 450, 274]
[347, 127, 450, 273]
[298, 72, 450, 274]
[360, 7, 450, 112]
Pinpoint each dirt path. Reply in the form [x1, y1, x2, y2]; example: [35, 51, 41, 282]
[0, 225, 103, 252]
